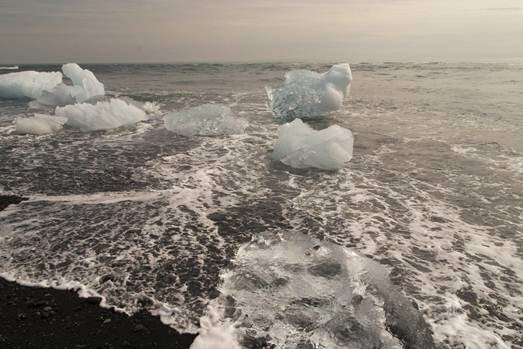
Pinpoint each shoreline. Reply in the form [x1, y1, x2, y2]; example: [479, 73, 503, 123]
[0, 277, 196, 348]
[0, 195, 197, 348]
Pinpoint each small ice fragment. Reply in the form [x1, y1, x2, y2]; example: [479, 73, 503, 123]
[0, 71, 63, 100]
[14, 114, 67, 135]
[272, 119, 354, 170]
[267, 63, 352, 119]
[164, 104, 246, 136]
[118, 97, 162, 115]
[56, 98, 147, 132]
[142, 101, 162, 115]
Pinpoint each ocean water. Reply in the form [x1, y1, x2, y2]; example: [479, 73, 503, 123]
[0, 62, 521, 348]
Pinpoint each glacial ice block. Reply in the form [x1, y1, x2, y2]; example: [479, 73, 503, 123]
[55, 98, 147, 132]
[164, 104, 246, 136]
[0, 71, 63, 100]
[272, 119, 354, 170]
[36, 63, 105, 106]
[14, 114, 67, 135]
[267, 63, 352, 119]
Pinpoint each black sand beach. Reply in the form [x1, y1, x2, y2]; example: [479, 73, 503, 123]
[0, 196, 196, 349]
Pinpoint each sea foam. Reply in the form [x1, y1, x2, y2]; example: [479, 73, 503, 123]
[190, 306, 240, 349]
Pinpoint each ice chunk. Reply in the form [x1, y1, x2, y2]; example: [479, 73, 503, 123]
[0, 66, 19, 70]
[55, 98, 147, 132]
[0, 71, 63, 100]
[272, 119, 354, 170]
[36, 63, 105, 106]
[61, 63, 105, 102]
[14, 114, 67, 135]
[164, 104, 246, 136]
[0, 63, 104, 106]
[267, 63, 352, 119]
[210, 233, 430, 349]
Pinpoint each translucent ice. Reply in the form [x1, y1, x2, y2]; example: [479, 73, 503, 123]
[211, 233, 434, 349]
[0, 66, 19, 70]
[14, 114, 67, 135]
[36, 63, 105, 106]
[0, 71, 63, 100]
[55, 98, 147, 132]
[272, 119, 354, 170]
[164, 104, 246, 136]
[267, 63, 352, 119]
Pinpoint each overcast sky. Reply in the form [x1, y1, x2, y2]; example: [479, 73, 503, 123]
[1, 0, 522, 64]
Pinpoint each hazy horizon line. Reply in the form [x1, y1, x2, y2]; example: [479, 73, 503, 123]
[2, 57, 523, 66]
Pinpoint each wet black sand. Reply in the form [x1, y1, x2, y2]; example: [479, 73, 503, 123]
[0, 195, 197, 349]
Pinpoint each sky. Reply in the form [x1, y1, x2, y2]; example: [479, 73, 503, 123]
[1, 0, 522, 64]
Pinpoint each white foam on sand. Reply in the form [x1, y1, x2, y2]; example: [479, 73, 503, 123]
[267, 63, 352, 119]
[0, 271, 128, 313]
[0, 71, 63, 100]
[14, 114, 67, 135]
[56, 98, 147, 131]
[164, 104, 247, 136]
[272, 118, 354, 170]
[190, 304, 241, 349]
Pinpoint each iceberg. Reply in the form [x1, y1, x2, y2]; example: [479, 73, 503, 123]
[0, 63, 104, 105]
[55, 98, 147, 132]
[0, 71, 63, 100]
[35, 63, 105, 106]
[267, 63, 352, 119]
[272, 119, 354, 170]
[164, 104, 246, 136]
[14, 114, 67, 135]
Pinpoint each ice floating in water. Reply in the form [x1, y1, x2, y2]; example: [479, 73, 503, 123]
[35, 63, 105, 106]
[190, 306, 240, 349]
[0, 71, 63, 100]
[267, 63, 352, 119]
[55, 98, 147, 132]
[164, 104, 246, 136]
[272, 119, 354, 170]
[0, 66, 19, 70]
[14, 114, 67, 135]
[0, 63, 104, 105]
[209, 233, 435, 349]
